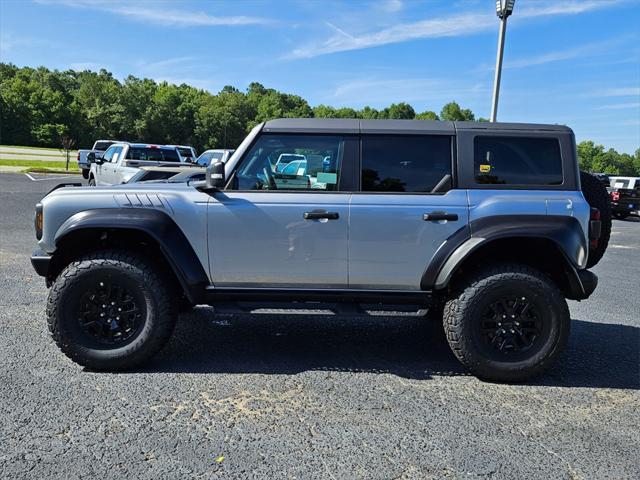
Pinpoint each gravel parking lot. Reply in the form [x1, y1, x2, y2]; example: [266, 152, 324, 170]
[1, 172, 638, 479]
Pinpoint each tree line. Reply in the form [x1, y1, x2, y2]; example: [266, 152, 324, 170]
[1, 63, 638, 175]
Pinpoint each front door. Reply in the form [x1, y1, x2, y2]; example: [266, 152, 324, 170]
[348, 134, 469, 290]
[208, 133, 356, 288]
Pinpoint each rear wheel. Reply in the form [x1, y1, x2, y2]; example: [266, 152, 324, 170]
[580, 171, 611, 268]
[443, 263, 570, 382]
[47, 250, 177, 370]
[82, 169, 89, 179]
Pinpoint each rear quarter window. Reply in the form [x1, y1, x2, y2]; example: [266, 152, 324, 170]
[474, 136, 563, 185]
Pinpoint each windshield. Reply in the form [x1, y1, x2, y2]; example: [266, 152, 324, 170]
[127, 147, 180, 162]
[177, 147, 195, 158]
[94, 141, 115, 151]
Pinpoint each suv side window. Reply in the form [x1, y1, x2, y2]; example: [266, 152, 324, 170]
[231, 135, 344, 191]
[361, 135, 452, 193]
[474, 136, 563, 185]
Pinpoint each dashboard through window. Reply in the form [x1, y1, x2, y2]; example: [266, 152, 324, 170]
[232, 135, 344, 191]
[361, 135, 452, 193]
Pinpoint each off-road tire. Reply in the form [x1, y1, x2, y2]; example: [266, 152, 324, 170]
[47, 250, 177, 370]
[580, 171, 611, 268]
[443, 263, 570, 382]
[88, 176, 96, 186]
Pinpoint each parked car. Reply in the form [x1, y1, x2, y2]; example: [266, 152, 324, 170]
[274, 153, 306, 172]
[126, 165, 205, 184]
[195, 149, 235, 167]
[78, 139, 128, 179]
[608, 176, 640, 219]
[88, 143, 183, 186]
[31, 118, 610, 382]
[167, 145, 198, 163]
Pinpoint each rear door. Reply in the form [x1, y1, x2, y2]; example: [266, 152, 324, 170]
[348, 133, 469, 290]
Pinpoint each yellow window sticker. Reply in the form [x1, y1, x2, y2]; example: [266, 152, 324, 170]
[479, 164, 491, 173]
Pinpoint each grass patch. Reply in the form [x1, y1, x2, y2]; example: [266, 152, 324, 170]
[0, 150, 76, 157]
[0, 144, 78, 152]
[0, 159, 80, 171]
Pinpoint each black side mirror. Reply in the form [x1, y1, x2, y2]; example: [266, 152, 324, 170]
[206, 160, 226, 189]
[87, 152, 95, 163]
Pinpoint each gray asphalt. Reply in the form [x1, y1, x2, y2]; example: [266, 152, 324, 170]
[1, 173, 638, 479]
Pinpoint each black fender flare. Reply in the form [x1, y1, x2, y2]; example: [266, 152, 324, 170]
[421, 215, 590, 297]
[54, 208, 209, 303]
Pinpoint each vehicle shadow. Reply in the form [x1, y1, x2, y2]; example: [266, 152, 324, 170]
[145, 308, 639, 389]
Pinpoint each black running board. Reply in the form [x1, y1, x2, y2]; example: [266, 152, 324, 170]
[204, 287, 432, 306]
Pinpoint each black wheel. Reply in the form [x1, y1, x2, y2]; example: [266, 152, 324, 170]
[82, 169, 89, 179]
[47, 250, 177, 370]
[443, 263, 570, 382]
[613, 212, 629, 220]
[580, 171, 611, 268]
[88, 176, 96, 186]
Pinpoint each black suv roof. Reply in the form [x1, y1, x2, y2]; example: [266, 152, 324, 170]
[262, 118, 572, 135]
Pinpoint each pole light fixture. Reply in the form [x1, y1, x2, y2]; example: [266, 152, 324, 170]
[490, 0, 516, 122]
[496, 0, 515, 19]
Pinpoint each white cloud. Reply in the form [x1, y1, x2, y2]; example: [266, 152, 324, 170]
[600, 87, 640, 97]
[379, 0, 403, 13]
[596, 102, 640, 110]
[325, 77, 488, 107]
[36, 0, 269, 27]
[505, 36, 634, 69]
[288, 0, 627, 59]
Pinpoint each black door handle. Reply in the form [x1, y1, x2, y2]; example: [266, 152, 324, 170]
[423, 212, 458, 221]
[304, 211, 340, 220]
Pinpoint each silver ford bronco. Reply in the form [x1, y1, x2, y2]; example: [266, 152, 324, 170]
[30, 119, 610, 381]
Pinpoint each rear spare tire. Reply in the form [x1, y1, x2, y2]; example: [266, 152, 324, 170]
[580, 171, 611, 268]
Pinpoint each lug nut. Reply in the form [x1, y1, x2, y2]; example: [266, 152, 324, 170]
[510, 329, 515, 333]
[100, 313, 105, 317]
[118, 308, 122, 311]
[111, 301, 115, 305]
[99, 282, 104, 287]
[498, 322, 502, 326]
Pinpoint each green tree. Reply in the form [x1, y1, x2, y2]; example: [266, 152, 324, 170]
[440, 101, 475, 121]
[416, 110, 439, 120]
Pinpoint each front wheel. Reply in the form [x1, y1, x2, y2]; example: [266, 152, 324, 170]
[88, 176, 96, 186]
[443, 264, 570, 382]
[47, 250, 177, 370]
[614, 212, 629, 220]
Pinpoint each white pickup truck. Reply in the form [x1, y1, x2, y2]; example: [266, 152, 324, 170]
[88, 143, 185, 186]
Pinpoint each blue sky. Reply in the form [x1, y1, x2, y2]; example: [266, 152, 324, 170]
[1, 0, 639, 153]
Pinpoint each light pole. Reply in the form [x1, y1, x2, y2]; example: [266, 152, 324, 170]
[490, 0, 515, 122]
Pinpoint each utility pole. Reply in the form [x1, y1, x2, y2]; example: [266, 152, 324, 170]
[490, 0, 516, 122]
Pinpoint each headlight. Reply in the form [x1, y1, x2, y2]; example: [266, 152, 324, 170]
[35, 203, 43, 240]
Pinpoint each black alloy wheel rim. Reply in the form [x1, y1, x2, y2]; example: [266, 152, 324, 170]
[479, 295, 543, 357]
[76, 280, 144, 345]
